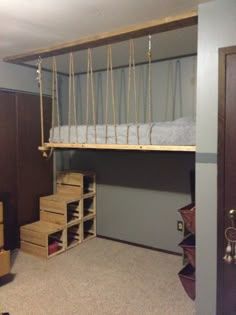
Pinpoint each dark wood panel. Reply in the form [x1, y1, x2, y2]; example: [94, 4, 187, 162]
[218, 46, 236, 315]
[16, 93, 53, 227]
[0, 91, 18, 249]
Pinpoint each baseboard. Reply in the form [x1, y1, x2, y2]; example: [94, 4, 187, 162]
[97, 234, 182, 256]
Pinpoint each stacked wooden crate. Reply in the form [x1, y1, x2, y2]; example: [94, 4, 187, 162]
[0, 202, 10, 277]
[20, 171, 96, 258]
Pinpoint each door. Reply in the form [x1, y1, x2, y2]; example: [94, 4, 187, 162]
[16, 93, 53, 227]
[218, 47, 236, 314]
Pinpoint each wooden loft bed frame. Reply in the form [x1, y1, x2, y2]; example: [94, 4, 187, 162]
[4, 10, 198, 154]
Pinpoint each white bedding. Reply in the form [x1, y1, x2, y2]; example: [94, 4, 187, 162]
[49, 117, 195, 146]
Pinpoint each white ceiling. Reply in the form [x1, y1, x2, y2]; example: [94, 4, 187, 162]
[0, 0, 212, 73]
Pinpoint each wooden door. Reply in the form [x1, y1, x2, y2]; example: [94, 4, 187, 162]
[0, 91, 18, 249]
[16, 93, 53, 227]
[218, 47, 236, 314]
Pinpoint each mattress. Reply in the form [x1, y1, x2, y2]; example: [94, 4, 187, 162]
[49, 116, 195, 146]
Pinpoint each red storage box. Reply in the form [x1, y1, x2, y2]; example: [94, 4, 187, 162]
[179, 234, 195, 267]
[178, 203, 195, 234]
[178, 264, 195, 300]
[48, 241, 59, 255]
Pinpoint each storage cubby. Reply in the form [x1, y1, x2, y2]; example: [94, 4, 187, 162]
[67, 222, 82, 249]
[83, 217, 96, 241]
[67, 201, 81, 223]
[20, 221, 66, 258]
[56, 171, 96, 197]
[40, 195, 82, 226]
[178, 264, 195, 300]
[179, 234, 195, 267]
[48, 230, 64, 256]
[83, 195, 96, 219]
[178, 203, 196, 300]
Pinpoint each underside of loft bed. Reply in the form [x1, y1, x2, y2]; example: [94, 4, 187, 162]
[39, 143, 196, 152]
[4, 10, 198, 155]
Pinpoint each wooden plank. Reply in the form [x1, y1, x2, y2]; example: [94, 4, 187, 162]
[20, 221, 63, 234]
[0, 250, 10, 277]
[40, 210, 66, 226]
[56, 172, 83, 186]
[56, 183, 82, 198]
[40, 197, 66, 214]
[20, 241, 47, 258]
[42, 143, 196, 152]
[20, 228, 47, 246]
[0, 224, 4, 248]
[0, 202, 3, 223]
[4, 10, 198, 63]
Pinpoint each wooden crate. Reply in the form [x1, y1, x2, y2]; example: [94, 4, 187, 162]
[0, 202, 3, 248]
[0, 202, 3, 223]
[0, 250, 10, 277]
[0, 224, 3, 248]
[20, 221, 66, 258]
[40, 194, 82, 226]
[56, 183, 82, 198]
[66, 221, 82, 249]
[83, 216, 96, 242]
[57, 171, 96, 196]
[83, 194, 96, 219]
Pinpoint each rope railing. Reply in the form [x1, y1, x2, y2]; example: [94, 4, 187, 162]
[105, 45, 117, 144]
[86, 49, 97, 143]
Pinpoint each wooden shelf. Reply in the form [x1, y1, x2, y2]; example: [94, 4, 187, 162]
[66, 222, 82, 249]
[83, 216, 96, 242]
[20, 221, 66, 258]
[41, 143, 196, 152]
[40, 194, 82, 226]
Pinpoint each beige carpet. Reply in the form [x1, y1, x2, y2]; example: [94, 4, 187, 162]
[0, 238, 196, 315]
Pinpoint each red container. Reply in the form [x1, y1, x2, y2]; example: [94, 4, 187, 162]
[178, 203, 195, 234]
[178, 264, 195, 300]
[48, 241, 59, 255]
[179, 234, 195, 267]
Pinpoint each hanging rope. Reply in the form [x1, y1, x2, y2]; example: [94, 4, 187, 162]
[105, 45, 117, 143]
[164, 62, 174, 121]
[173, 60, 183, 119]
[147, 35, 152, 145]
[37, 57, 45, 149]
[51, 58, 55, 143]
[71, 53, 78, 143]
[126, 41, 132, 144]
[131, 40, 139, 144]
[86, 50, 90, 143]
[86, 49, 97, 143]
[68, 55, 72, 142]
[53, 57, 61, 142]
[105, 46, 109, 143]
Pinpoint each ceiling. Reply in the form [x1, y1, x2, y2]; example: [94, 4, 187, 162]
[0, 0, 212, 73]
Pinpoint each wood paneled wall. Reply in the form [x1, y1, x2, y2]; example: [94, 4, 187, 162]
[0, 91, 53, 249]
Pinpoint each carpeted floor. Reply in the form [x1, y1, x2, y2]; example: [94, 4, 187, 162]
[0, 238, 196, 315]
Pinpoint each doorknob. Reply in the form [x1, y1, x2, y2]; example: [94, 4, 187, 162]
[223, 209, 236, 264]
[228, 209, 236, 222]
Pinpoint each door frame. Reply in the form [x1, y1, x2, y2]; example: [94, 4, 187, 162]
[217, 45, 236, 314]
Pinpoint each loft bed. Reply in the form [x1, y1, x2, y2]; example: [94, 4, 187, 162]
[4, 10, 198, 155]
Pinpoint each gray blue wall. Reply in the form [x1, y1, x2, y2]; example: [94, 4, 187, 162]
[57, 55, 196, 253]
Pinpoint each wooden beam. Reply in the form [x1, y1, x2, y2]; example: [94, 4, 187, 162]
[40, 143, 196, 152]
[4, 10, 198, 63]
